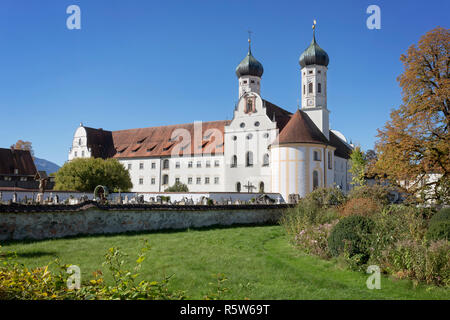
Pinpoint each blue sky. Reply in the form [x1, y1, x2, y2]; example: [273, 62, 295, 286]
[0, 0, 448, 166]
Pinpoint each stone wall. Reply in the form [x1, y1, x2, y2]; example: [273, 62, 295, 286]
[0, 203, 289, 241]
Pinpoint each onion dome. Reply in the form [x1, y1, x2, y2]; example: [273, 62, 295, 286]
[299, 29, 329, 68]
[235, 40, 264, 78]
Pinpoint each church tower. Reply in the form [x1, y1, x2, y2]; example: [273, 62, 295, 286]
[299, 21, 330, 139]
[235, 38, 264, 98]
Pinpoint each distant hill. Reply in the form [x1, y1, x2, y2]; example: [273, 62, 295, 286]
[34, 157, 61, 175]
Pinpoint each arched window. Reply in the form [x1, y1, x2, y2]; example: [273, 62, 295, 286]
[163, 159, 169, 169]
[162, 174, 169, 185]
[259, 182, 265, 193]
[313, 171, 319, 190]
[313, 150, 321, 161]
[246, 151, 253, 167]
[231, 155, 237, 168]
[308, 82, 313, 94]
[236, 182, 241, 192]
[262, 153, 269, 166]
[78, 138, 82, 145]
[318, 83, 321, 93]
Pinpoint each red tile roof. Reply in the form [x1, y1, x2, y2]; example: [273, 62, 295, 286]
[0, 148, 37, 176]
[81, 102, 351, 160]
[277, 109, 329, 145]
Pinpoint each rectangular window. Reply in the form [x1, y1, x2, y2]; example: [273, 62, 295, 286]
[139, 163, 144, 170]
[206, 161, 211, 168]
[318, 83, 322, 93]
[81, 151, 85, 157]
[151, 178, 155, 185]
[196, 177, 201, 184]
[139, 178, 143, 185]
[328, 152, 332, 169]
[188, 177, 193, 184]
[197, 161, 201, 168]
[176, 161, 180, 168]
[205, 177, 210, 184]
[214, 160, 220, 167]
[175, 177, 180, 184]
[74, 151, 77, 157]
[128, 163, 132, 170]
[188, 161, 193, 168]
[151, 162, 156, 169]
[20, 177, 27, 182]
[214, 177, 219, 184]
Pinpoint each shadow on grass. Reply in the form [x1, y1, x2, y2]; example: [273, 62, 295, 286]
[0, 251, 58, 259]
[0, 221, 281, 246]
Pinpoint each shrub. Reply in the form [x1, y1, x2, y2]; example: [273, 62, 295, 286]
[369, 205, 428, 265]
[348, 185, 391, 206]
[328, 215, 375, 263]
[426, 221, 450, 241]
[429, 207, 450, 224]
[293, 220, 339, 259]
[303, 187, 347, 209]
[425, 207, 450, 241]
[280, 198, 339, 237]
[339, 197, 382, 217]
[378, 240, 450, 286]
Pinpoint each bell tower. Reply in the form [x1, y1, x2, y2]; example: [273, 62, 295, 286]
[299, 21, 330, 139]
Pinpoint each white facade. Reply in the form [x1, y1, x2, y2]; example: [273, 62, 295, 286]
[68, 126, 92, 160]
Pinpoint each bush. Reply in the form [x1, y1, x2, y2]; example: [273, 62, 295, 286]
[429, 207, 450, 224]
[303, 187, 347, 209]
[328, 215, 375, 263]
[348, 185, 391, 206]
[165, 182, 189, 192]
[369, 205, 428, 265]
[378, 240, 450, 286]
[426, 221, 450, 241]
[293, 220, 338, 259]
[426, 207, 450, 241]
[339, 197, 382, 217]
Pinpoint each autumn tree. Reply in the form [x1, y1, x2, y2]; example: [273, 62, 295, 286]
[54, 158, 132, 192]
[11, 140, 34, 157]
[375, 27, 449, 203]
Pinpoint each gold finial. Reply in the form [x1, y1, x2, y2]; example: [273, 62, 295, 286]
[312, 19, 316, 30]
[247, 29, 252, 43]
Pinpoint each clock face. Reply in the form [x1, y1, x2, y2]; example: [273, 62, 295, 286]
[307, 99, 313, 106]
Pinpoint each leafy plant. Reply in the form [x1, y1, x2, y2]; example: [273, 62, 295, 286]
[328, 215, 375, 263]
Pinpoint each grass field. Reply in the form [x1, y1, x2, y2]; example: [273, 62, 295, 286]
[1, 224, 449, 299]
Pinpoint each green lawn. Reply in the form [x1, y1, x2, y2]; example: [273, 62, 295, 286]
[1, 224, 448, 299]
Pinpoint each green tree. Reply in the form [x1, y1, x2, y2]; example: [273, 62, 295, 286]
[54, 158, 132, 192]
[165, 181, 189, 192]
[349, 146, 367, 187]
